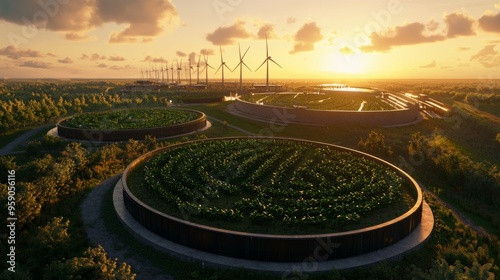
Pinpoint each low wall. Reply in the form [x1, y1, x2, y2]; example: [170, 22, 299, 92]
[234, 98, 419, 126]
[122, 137, 423, 262]
[57, 109, 206, 142]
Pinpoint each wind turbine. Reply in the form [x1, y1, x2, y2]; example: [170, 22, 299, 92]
[188, 56, 193, 86]
[233, 43, 251, 93]
[165, 63, 169, 83]
[255, 35, 282, 92]
[160, 65, 165, 82]
[203, 54, 214, 86]
[170, 61, 174, 83]
[195, 55, 201, 84]
[176, 59, 182, 83]
[214, 46, 232, 89]
[140, 68, 144, 79]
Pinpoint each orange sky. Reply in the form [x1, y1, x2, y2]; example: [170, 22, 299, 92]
[1, 0, 500, 80]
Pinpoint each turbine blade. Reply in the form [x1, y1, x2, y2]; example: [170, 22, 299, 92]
[232, 62, 242, 72]
[242, 61, 252, 71]
[255, 59, 268, 72]
[224, 64, 233, 72]
[242, 46, 250, 60]
[269, 58, 282, 68]
[266, 34, 269, 58]
[214, 64, 222, 75]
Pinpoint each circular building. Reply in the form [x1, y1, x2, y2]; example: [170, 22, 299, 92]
[118, 137, 428, 265]
[57, 108, 207, 142]
[233, 90, 420, 126]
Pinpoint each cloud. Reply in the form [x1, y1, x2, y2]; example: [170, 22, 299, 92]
[108, 56, 125, 61]
[478, 12, 500, 33]
[109, 34, 154, 44]
[0, 45, 45, 59]
[457, 47, 470, 51]
[0, 0, 179, 43]
[200, 49, 214, 56]
[470, 45, 500, 68]
[58, 57, 73, 64]
[420, 60, 437, 68]
[46, 52, 56, 57]
[143, 56, 167, 63]
[100, 0, 178, 43]
[339, 46, 354, 55]
[189, 52, 197, 64]
[65, 32, 91, 41]
[287, 17, 297, 24]
[290, 22, 323, 54]
[206, 20, 251, 45]
[360, 22, 446, 52]
[97, 63, 108, 68]
[18, 60, 50, 68]
[176, 51, 186, 57]
[81, 53, 106, 61]
[444, 11, 476, 38]
[257, 23, 276, 39]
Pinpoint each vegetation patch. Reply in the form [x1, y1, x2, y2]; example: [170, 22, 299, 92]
[63, 108, 201, 130]
[240, 92, 394, 111]
[132, 138, 414, 234]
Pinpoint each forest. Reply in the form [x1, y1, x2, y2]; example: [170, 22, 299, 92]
[0, 79, 499, 279]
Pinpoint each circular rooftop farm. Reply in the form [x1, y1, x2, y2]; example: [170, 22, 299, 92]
[120, 137, 423, 262]
[234, 90, 420, 126]
[57, 108, 207, 142]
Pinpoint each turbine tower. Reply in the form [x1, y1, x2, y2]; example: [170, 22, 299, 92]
[165, 63, 169, 83]
[233, 43, 251, 94]
[161, 65, 165, 82]
[188, 57, 193, 86]
[203, 54, 214, 86]
[176, 59, 182, 83]
[170, 61, 174, 83]
[214, 46, 232, 89]
[195, 55, 201, 84]
[255, 35, 282, 92]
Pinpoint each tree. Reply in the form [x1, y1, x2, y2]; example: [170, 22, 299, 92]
[43, 245, 136, 280]
[25, 217, 72, 276]
[358, 130, 393, 157]
[16, 182, 42, 228]
[0, 156, 18, 180]
[61, 142, 90, 174]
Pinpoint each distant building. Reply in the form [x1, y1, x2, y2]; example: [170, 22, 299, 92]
[252, 84, 283, 92]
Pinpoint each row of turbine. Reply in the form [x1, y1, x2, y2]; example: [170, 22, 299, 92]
[140, 36, 281, 92]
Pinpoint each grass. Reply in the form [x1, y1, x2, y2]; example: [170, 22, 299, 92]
[0, 128, 32, 148]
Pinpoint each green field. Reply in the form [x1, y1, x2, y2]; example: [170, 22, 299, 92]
[130, 138, 414, 234]
[240, 92, 394, 110]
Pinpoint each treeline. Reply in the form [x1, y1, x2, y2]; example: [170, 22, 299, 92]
[0, 135, 166, 279]
[0, 81, 170, 133]
[407, 131, 500, 233]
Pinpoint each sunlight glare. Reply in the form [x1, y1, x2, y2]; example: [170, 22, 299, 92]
[324, 53, 369, 74]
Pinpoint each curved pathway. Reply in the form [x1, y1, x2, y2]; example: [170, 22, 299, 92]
[0, 124, 54, 156]
[81, 175, 172, 280]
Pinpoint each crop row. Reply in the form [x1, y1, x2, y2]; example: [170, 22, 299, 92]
[64, 108, 200, 130]
[142, 139, 405, 227]
[241, 93, 394, 111]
